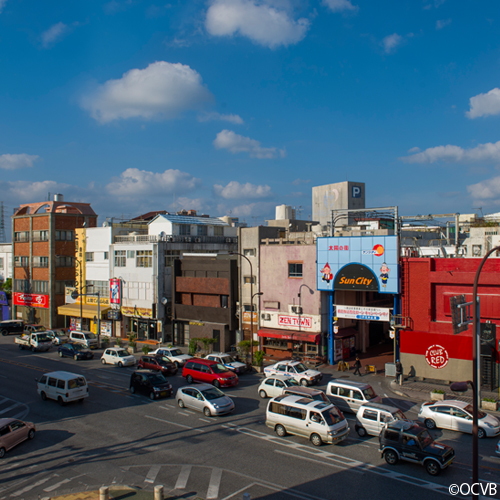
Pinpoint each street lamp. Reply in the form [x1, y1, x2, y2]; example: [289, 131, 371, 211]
[296, 284, 314, 359]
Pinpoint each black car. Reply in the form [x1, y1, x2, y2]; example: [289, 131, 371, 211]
[0, 320, 24, 336]
[379, 420, 455, 476]
[58, 342, 94, 361]
[129, 370, 172, 400]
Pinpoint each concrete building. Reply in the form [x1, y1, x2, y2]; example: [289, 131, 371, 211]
[0, 243, 12, 283]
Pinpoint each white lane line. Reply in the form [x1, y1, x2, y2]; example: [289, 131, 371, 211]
[178, 411, 191, 416]
[11, 475, 55, 497]
[206, 467, 222, 499]
[199, 418, 211, 423]
[43, 478, 71, 492]
[145, 415, 203, 432]
[275, 449, 363, 474]
[175, 465, 192, 490]
[0, 403, 20, 415]
[159, 405, 173, 410]
[144, 464, 161, 484]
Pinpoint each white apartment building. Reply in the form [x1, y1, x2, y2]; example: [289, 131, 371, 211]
[0, 243, 12, 283]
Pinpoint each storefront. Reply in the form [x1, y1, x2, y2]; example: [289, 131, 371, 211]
[122, 306, 160, 340]
[57, 300, 111, 332]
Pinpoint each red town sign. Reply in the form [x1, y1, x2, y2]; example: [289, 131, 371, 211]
[425, 344, 449, 369]
[278, 315, 312, 329]
[13, 292, 49, 309]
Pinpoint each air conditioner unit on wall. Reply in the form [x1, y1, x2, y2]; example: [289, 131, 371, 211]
[261, 313, 271, 321]
[291, 306, 302, 314]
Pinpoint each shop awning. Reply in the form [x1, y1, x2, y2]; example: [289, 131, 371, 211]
[258, 328, 320, 344]
[58, 303, 110, 320]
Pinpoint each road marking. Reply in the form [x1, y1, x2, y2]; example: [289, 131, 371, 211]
[175, 465, 192, 489]
[178, 411, 191, 416]
[206, 467, 222, 499]
[145, 415, 203, 432]
[159, 405, 172, 410]
[11, 475, 55, 496]
[43, 478, 72, 492]
[0, 403, 21, 415]
[275, 449, 363, 473]
[199, 418, 211, 422]
[144, 464, 161, 484]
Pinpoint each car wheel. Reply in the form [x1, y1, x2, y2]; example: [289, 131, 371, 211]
[58, 351, 63, 357]
[384, 450, 398, 465]
[0, 447, 5, 458]
[174, 361, 180, 369]
[28, 429, 35, 440]
[275, 425, 287, 437]
[41, 391, 47, 401]
[356, 426, 367, 437]
[73, 354, 78, 360]
[311, 433, 323, 447]
[478, 427, 486, 439]
[19, 345, 24, 350]
[204, 407, 212, 417]
[186, 375, 193, 384]
[424, 418, 436, 430]
[30, 345, 35, 352]
[213, 380, 221, 389]
[101, 358, 106, 365]
[259, 390, 267, 399]
[118, 362, 123, 368]
[300, 379, 309, 387]
[178, 399, 185, 408]
[1, 330, 8, 336]
[149, 392, 156, 400]
[57, 396, 65, 406]
[425, 460, 441, 476]
[130, 386, 136, 394]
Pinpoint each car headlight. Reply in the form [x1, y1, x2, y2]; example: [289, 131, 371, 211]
[153, 387, 160, 391]
[213, 404, 219, 409]
[483, 422, 495, 429]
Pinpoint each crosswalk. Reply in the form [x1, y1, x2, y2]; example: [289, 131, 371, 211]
[0, 396, 29, 421]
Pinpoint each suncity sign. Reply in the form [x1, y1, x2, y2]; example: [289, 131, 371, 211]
[336, 305, 390, 322]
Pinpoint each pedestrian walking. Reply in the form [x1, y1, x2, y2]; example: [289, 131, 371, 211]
[396, 360, 403, 385]
[353, 357, 362, 376]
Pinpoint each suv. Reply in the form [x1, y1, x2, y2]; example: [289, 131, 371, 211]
[149, 347, 193, 368]
[182, 359, 238, 388]
[129, 371, 172, 400]
[379, 420, 455, 476]
[0, 320, 24, 336]
[69, 330, 98, 349]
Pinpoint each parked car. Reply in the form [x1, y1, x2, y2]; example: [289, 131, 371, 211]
[101, 347, 136, 367]
[129, 370, 172, 400]
[58, 342, 94, 360]
[418, 400, 500, 438]
[0, 418, 36, 458]
[0, 320, 24, 336]
[149, 347, 193, 368]
[45, 329, 69, 345]
[69, 330, 98, 349]
[182, 359, 238, 388]
[23, 324, 46, 335]
[138, 355, 177, 375]
[176, 384, 235, 417]
[263, 360, 323, 386]
[379, 420, 455, 476]
[206, 353, 248, 374]
[355, 403, 407, 437]
[257, 375, 300, 399]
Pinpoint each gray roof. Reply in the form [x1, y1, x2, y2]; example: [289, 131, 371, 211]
[149, 214, 229, 226]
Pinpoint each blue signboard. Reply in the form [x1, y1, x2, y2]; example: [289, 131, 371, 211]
[317, 235, 399, 294]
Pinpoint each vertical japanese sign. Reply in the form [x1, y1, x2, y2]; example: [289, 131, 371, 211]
[110, 278, 121, 305]
[74, 228, 86, 304]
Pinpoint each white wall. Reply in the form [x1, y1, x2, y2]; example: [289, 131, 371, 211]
[0, 243, 12, 282]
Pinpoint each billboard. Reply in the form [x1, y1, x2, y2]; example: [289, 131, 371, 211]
[13, 292, 49, 309]
[110, 278, 121, 305]
[317, 235, 399, 294]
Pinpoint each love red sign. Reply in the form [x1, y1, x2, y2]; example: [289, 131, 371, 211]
[425, 344, 449, 369]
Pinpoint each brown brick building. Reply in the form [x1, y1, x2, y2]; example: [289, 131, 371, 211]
[12, 195, 97, 328]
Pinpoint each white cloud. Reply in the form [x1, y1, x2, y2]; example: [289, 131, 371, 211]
[292, 178, 310, 186]
[205, 0, 310, 48]
[5, 180, 69, 202]
[0, 0, 6, 13]
[213, 129, 285, 159]
[322, 0, 358, 13]
[467, 176, 500, 201]
[41, 22, 69, 48]
[407, 147, 421, 154]
[436, 18, 451, 30]
[382, 33, 403, 53]
[400, 141, 500, 164]
[466, 88, 500, 119]
[0, 153, 39, 170]
[106, 168, 202, 197]
[81, 61, 213, 123]
[213, 181, 272, 199]
[198, 112, 244, 124]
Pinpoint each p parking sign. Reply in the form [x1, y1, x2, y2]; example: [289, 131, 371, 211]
[352, 185, 362, 198]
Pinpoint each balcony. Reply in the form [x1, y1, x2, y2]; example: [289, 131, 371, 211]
[114, 235, 237, 244]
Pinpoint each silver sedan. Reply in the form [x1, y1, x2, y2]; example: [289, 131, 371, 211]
[176, 384, 235, 417]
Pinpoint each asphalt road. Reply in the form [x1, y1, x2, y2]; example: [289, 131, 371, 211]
[0, 336, 499, 500]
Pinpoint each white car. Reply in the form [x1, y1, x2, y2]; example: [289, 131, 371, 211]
[257, 374, 300, 398]
[206, 353, 248, 374]
[149, 347, 193, 368]
[101, 348, 136, 367]
[418, 400, 500, 439]
[45, 329, 69, 345]
[263, 360, 323, 386]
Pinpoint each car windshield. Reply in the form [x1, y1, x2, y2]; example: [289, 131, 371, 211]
[417, 430, 434, 448]
[221, 356, 235, 363]
[72, 344, 84, 350]
[363, 387, 377, 399]
[169, 349, 182, 356]
[393, 409, 406, 420]
[157, 357, 172, 366]
[322, 407, 345, 425]
[211, 363, 228, 374]
[37, 333, 50, 342]
[463, 404, 486, 419]
[312, 392, 330, 403]
[84, 333, 96, 340]
[68, 377, 86, 389]
[201, 387, 225, 400]
[284, 379, 300, 387]
[33, 326, 45, 332]
[147, 374, 167, 384]
[294, 363, 307, 373]
[116, 350, 128, 357]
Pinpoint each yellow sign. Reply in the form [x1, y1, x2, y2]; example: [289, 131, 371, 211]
[242, 312, 258, 324]
[189, 321, 204, 326]
[74, 228, 86, 304]
[121, 306, 153, 318]
[86, 296, 110, 306]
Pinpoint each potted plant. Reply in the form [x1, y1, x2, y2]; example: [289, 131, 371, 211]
[142, 344, 151, 355]
[127, 333, 137, 354]
[188, 338, 199, 357]
[430, 389, 446, 401]
[481, 397, 498, 411]
[253, 350, 264, 373]
[100, 337, 110, 349]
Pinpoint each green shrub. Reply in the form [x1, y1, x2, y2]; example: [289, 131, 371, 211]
[142, 345, 151, 355]
[483, 397, 496, 403]
[115, 337, 122, 347]
[432, 389, 445, 394]
[253, 350, 264, 366]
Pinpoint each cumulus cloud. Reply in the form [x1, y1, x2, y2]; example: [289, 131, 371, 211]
[205, 0, 310, 48]
[436, 18, 451, 30]
[466, 88, 500, 119]
[400, 141, 500, 164]
[41, 22, 69, 48]
[81, 61, 213, 123]
[322, 0, 358, 13]
[213, 130, 285, 159]
[213, 181, 272, 199]
[198, 112, 244, 124]
[467, 176, 500, 201]
[0, 154, 39, 170]
[106, 168, 202, 197]
[382, 33, 403, 53]
[4, 180, 69, 202]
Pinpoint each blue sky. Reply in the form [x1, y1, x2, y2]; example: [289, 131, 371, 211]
[1, 0, 500, 230]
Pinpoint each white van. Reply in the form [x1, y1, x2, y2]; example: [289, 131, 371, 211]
[326, 379, 381, 413]
[36, 371, 89, 405]
[355, 402, 407, 437]
[69, 330, 98, 349]
[266, 395, 349, 446]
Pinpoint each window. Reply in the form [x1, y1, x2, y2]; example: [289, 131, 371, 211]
[136, 250, 152, 268]
[127, 251, 135, 259]
[33, 230, 48, 242]
[472, 245, 482, 256]
[221, 295, 228, 308]
[197, 225, 207, 236]
[0, 258, 3, 268]
[363, 409, 378, 421]
[56, 256, 74, 267]
[32, 281, 49, 293]
[85, 252, 94, 262]
[243, 276, 255, 284]
[288, 262, 303, 278]
[55, 230, 73, 241]
[85, 280, 108, 296]
[384, 430, 400, 442]
[243, 304, 252, 312]
[269, 402, 306, 420]
[33, 256, 49, 268]
[55, 280, 75, 294]
[179, 224, 191, 236]
[114, 250, 126, 267]
[14, 232, 29, 242]
[214, 226, 224, 236]
[14, 280, 30, 292]
[14, 256, 29, 267]
[103, 252, 109, 260]
[165, 250, 181, 267]
[243, 248, 256, 257]
[57, 380, 65, 389]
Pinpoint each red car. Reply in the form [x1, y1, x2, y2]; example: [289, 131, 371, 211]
[182, 359, 239, 388]
[138, 355, 178, 376]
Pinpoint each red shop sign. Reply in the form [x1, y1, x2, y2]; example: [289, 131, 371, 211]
[425, 344, 449, 369]
[13, 292, 49, 309]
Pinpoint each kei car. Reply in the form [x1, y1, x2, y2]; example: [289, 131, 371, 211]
[101, 347, 136, 367]
[0, 418, 36, 458]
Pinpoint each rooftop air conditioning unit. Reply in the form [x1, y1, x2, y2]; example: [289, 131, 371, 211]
[261, 313, 271, 321]
[291, 306, 302, 314]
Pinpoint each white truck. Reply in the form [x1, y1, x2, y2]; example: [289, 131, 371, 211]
[15, 332, 52, 352]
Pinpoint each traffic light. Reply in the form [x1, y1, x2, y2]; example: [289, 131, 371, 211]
[450, 294, 468, 335]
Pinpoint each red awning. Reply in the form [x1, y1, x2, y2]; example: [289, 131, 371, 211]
[258, 328, 320, 344]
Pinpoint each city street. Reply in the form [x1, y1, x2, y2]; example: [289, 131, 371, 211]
[0, 335, 499, 500]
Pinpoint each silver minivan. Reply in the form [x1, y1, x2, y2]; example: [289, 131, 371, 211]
[355, 402, 407, 437]
[69, 330, 98, 349]
[266, 395, 349, 446]
[326, 379, 381, 413]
